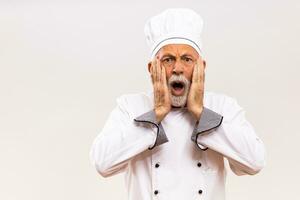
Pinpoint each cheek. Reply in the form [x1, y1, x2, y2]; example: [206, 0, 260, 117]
[185, 68, 194, 81]
[164, 67, 173, 80]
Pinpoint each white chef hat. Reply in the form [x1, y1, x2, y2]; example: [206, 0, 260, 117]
[144, 8, 205, 60]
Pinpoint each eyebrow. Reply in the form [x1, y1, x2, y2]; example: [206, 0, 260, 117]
[181, 53, 194, 58]
[162, 53, 194, 58]
[161, 54, 176, 59]
[180, 53, 197, 60]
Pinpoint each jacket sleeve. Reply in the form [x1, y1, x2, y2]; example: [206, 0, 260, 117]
[89, 97, 168, 178]
[134, 109, 169, 149]
[191, 98, 266, 176]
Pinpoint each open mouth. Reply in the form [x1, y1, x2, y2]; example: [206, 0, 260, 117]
[171, 81, 185, 96]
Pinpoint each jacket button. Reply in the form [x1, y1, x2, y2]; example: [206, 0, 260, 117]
[154, 190, 159, 195]
[197, 162, 202, 167]
[198, 189, 203, 194]
[155, 163, 160, 168]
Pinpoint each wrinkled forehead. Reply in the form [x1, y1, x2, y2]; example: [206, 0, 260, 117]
[156, 44, 200, 58]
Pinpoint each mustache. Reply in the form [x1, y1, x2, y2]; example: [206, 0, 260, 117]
[168, 74, 190, 87]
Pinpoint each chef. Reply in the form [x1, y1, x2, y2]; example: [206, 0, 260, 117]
[90, 8, 266, 200]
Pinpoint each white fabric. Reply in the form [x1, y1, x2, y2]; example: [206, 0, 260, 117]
[144, 8, 204, 60]
[90, 90, 266, 200]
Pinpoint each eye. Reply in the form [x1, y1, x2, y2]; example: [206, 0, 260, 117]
[164, 58, 172, 62]
[181, 57, 195, 66]
[163, 57, 175, 64]
[183, 57, 193, 62]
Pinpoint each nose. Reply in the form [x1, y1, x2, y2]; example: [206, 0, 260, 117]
[172, 61, 184, 75]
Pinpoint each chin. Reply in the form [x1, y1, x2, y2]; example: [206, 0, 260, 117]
[170, 94, 187, 108]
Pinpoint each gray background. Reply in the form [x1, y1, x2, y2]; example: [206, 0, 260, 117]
[0, 0, 299, 199]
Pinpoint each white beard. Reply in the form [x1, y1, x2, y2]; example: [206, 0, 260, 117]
[168, 74, 191, 108]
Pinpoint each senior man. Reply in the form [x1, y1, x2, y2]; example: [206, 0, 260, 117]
[90, 8, 266, 200]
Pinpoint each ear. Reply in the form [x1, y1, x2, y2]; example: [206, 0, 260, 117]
[147, 61, 152, 73]
[203, 60, 206, 70]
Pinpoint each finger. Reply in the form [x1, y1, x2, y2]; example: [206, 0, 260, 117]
[161, 65, 167, 86]
[157, 58, 162, 83]
[155, 58, 161, 82]
[197, 59, 205, 92]
[197, 59, 204, 82]
[154, 80, 157, 93]
[153, 59, 161, 103]
[150, 61, 154, 83]
[153, 59, 158, 82]
[156, 58, 162, 102]
[192, 59, 199, 83]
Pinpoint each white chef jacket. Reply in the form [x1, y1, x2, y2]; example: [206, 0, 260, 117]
[90, 90, 266, 200]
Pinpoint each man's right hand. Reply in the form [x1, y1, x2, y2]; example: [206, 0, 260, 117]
[150, 57, 171, 123]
